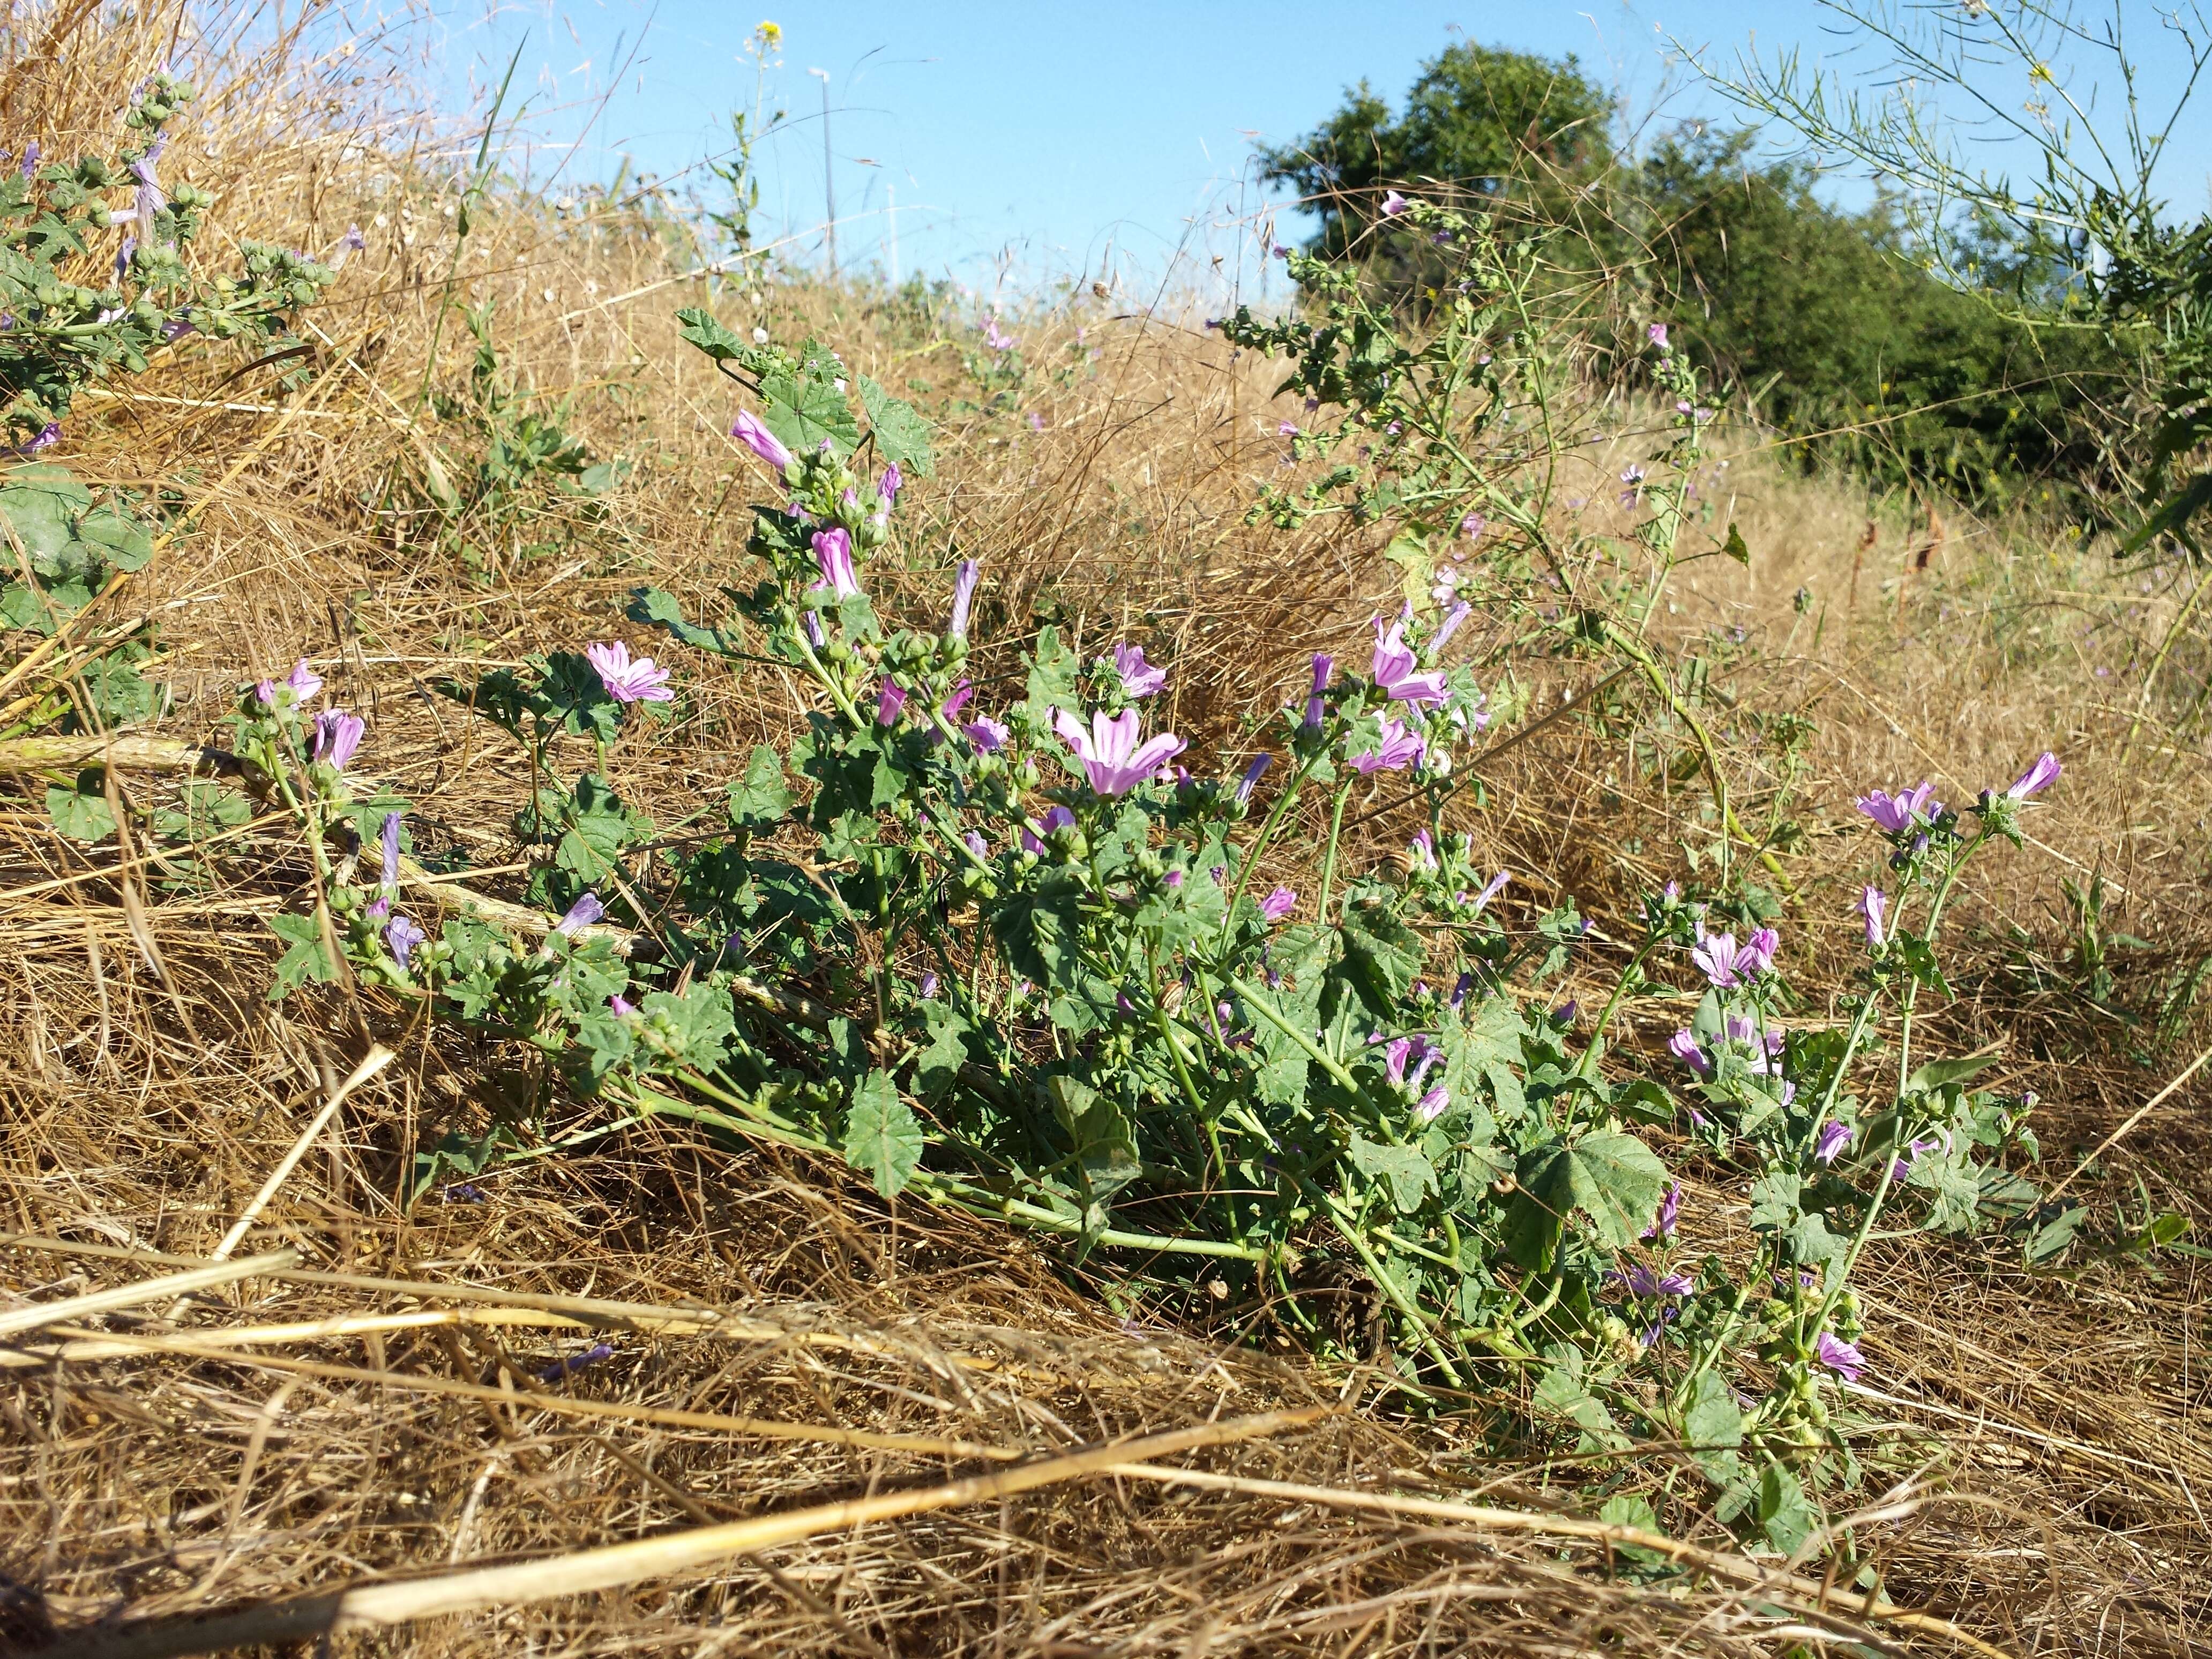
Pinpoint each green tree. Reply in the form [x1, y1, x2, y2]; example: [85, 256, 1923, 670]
[1632, 130, 2131, 506]
[1260, 43, 1615, 257]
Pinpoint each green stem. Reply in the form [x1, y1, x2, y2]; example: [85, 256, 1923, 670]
[1574, 936, 1661, 1078]
[1317, 780, 1351, 924]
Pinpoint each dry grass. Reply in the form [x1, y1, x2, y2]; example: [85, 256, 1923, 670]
[2, 2, 2210, 1653]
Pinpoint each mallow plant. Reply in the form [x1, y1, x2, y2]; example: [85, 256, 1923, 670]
[237, 310, 2061, 1563]
[5, 69, 343, 746]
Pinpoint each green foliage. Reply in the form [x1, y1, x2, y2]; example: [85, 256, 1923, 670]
[1260, 42, 1613, 258]
[1632, 130, 2127, 507]
[1271, 37, 2144, 510]
[412, 303, 623, 576]
[1, 76, 338, 747]
[0, 71, 338, 444]
[192, 282, 2053, 1567]
[1710, 2, 2212, 550]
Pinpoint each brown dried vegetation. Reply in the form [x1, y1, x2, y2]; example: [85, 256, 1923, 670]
[1, 3, 2209, 1654]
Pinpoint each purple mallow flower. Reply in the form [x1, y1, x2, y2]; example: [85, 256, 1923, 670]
[585, 640, 674, 704]
[1236, 753, 1272, 805]
[730, 410, 794, 472]
[1814, 1119, 1854, 1164]
[1111, 642, 1167, 699]
[258, 658, 323, 707]
[1415, 1083, 1449, 1122]
[1371, 614, 1448, 707]
[1855, 780, 1940, 833]
[1409, 828, 1436, 870]
[311, 709, 364, 769]
[941, 681, 974, 720]
[1643, 1181, 1682, 1239]
[2006, 751, 2061, 800]
[983, 313, 1015, 353]
[1724, 1013, 1784, 1063]
[1647, 322, 1669, 350]
[385, 913, 425, 969]
[919, 973, 939, 999]
[1692, 925, 1777, 989]
[1381, 190, 1409, 216]
[610, 995, 636, 1015]
[1859, 885, 1887, 948]
[1054, 707, 1186, 796]
[1260, 886, 1297, 924]
[1429, 601, 1470, 657]
[1471, 869, 1509, 913]
[1616, 1262, 1693, 1298]
[555, 892, 604, 936]
[811, 527, 861, 599]
[1669, 1029, 1712, 1077]
[1384, 1034, 1441, 1093]
[1349, 716, 1424, 774]
[1022, 805, 1075, 854]
[1815, 1332, 1867, 1383]
[948, 558, 980, 639]
[20, 141, 39, 180]
[878, 463, 903, 504]
[962, 714, 1009, 751]
[1303, 653, 1333, 729]
[534, 1342, 615, 1384]
[876, 678, 907, 726]
[375, 809, 402, 903]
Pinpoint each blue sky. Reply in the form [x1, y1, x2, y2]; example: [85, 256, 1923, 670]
[431, 0, 2212, 299]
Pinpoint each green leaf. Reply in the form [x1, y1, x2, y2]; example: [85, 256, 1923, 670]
[674, 305, 749, 363]
[992, 868, 1086, 992]
[857, 374, 936, 476]
[1682, 1370, 1745, 1484]
[74, 651, 160, 728]
[1757, 1461, 1816, 1556]
[1904, 1053, 1996, 1094]
[1508, 1130, 1669, 1268]
[1338, 897, 1425, 1010]
[1346, 1133, 1438, 1214]
[645, 986, 736, 1073]
[76, 500, 152, 571]
[2024, 1202, 2087, 1264]
[1595, 1494, 1671, 1566]
[1381, 529, 1430, 610]
[1531, 1343, 1628, 1452]
[1748, 1168, 1800, 1232]
[759, 364, 861, 459]
[842, 1070, 925, 1197]
[153, 779, 251, 844]
[1050, 1075, 1142, 1200]
[45, 769, 115, 842]
[1892, 932, 1952, 998]
[1722, 522, 1750, 566]
[728, 744, 796, 829]
[913, 1002, 972, 1105]
[1022, 625, 1080, 726]
[408, 1124, 523, 1207]
[266, 911, 338, 1001]
[627, 585, 747, 657]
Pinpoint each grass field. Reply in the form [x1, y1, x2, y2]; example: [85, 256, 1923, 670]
[2, 5, 2210, 1655]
